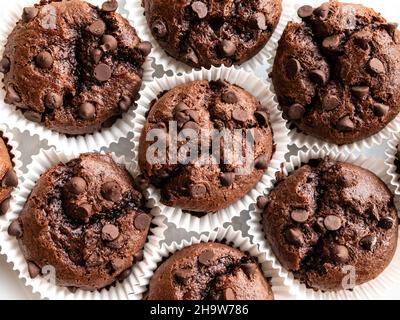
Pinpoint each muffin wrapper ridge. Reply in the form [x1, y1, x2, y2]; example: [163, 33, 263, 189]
[0, 0, 154, 154]
[132, 65, 290, 233]
[265, 0, 400, 153]
[0, 147, 167, 300]
[125, 0, 295, 74]
[248, 147, 400, 299]
[131, 225, 295, 300]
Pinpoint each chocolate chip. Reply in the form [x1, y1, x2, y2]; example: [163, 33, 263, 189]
[223, 288, 236, 300]
[67, 287, 77, 293]
[36, 51, 53, 69]
[24, 111, 42, 123]
[220, 172, 235, 187]
[27, 262, 41, 279]
[101, 35, 118, 52]
[256, 196, 268, 209]
[76, 204, 93, 222]
[0, 198, 10, 216]
[134, 213, 151, 231]
[286, 58, 301, 79]
[355, 34, 369, 50]
[322, 35, 340, 50]
[331, 245, 349, 263]
[176, 112, 190, 127]
[352, 86, 370, 98]
[360, 235, 377, 251]
[117, 269, 132, 282]
[322, 94, 340, 111]
[378, 217, 394, 230]
[287, 104, 305, 120]
[5, 86, 21, 104]
[187, 110, 200, 123]
[67, 177, 86, 195]
[119, 95, 132, 112]
[185, 48, 199, 65]
[241, 263, 257, 278]
[183, 121, 199, 131]
[232, 109, 249, 123]
[337, 116, 354, 132]
[0, 57, 10, 73]
[310, 70, 327, 85]
[291, 209, 309, 223]
[152, 20, 167, 38]
[254, 155, 270, 170]
[297, 5, 314, 19]
[175, 269, 191, 284]
[221, 91, 238, 104]
[79, 102, 96, 120]
[134, 175, 149, 192]
[22, 7, 38, 22]
[368, 58, 385, 74]
[174, 102, 189, 113]
[134, 250, 144, 262]
[101, 181, 122, 202]
[44, 92, 62, 109]
[88, 20, 106, 37]
[324, 215, 342, 231]
[221, 40, 236, 57]
[190, 183, 207, 198]
[313, 2, 329, 20]
[373, 103, 389, 117]
[102, 0, 118, 12]
[138, 41, 152, 55]
[8, 220, 22, 238]
[2, 169, 18, 188]
[286, 228, 303, 246]
[384, 23, 398, 39]
[198, 250, 214, 266]
[251, 12, 267, 30]
[90, 48, 103, 64]
[102, 224, 119, 241]
[191, 1, 208, 19]
[94, 63, 112, 82]
[254, 111, 269, 127]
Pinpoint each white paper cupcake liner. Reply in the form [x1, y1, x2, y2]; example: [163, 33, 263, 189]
[0, 0, 154, 154]
[132, 65, 290, 233]
[131, 225, 294, 300]
[385, 132, 400, 196]
[125, 0, 295, 74]
[0, 147, 167, 300]
[266, 0, 400, 153]
[248, 147, 400, 300]
[0, 124, 23, 231]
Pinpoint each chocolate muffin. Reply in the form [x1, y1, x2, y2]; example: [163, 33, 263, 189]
[8, 153, 151, 291]
[146, 243, 274, 300]
[260, 158, 398, 291]
[0, 135, 18, 216]
[0, 0, 151, 135]
[143, 0, 282, 68]
[271, 0, 400, 145]
[138, 80, 274, 213]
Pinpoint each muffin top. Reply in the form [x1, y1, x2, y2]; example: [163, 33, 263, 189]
[143, 0, 282, 68]
[0, 0, 151, 135]
[0, 136, 18, 216]
[146, 242, 274, 300]
[261, 158, 398, 291]
[271, 0, 400, 145]
[138, 80, 274, 213]
[10, 153, 151, 291]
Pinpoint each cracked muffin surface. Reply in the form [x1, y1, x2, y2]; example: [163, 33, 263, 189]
[143, 0, 282, 68]
[146, 243, 273, 300]
[271, 0, 400, 145]
[0, 0, 151, 135]
[261, 158, 398, 292]
[138, 80, 274, 213]
[11, 153, 151, 291]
